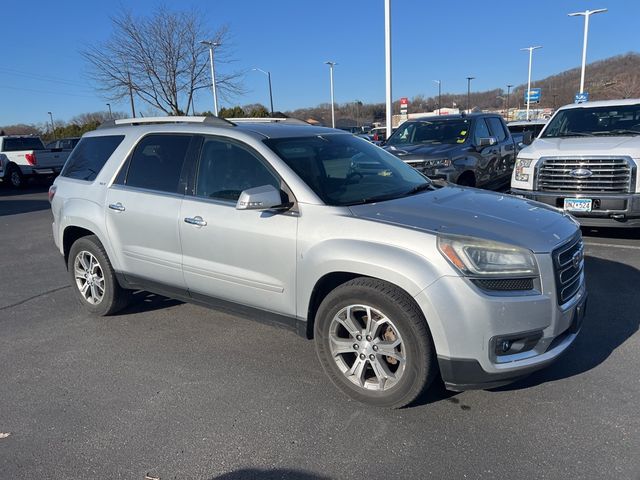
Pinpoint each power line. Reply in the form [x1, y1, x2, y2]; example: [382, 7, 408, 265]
[0, 67, 92, 89]
[0, 84, 99, 99]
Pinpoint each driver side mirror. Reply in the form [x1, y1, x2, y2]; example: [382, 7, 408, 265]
[236, 184, 288, 211]
[522, 131, 534, 146]
[476, 137, 497, 148]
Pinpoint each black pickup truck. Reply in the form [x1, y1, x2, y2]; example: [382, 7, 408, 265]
[383, 113, 517, 189]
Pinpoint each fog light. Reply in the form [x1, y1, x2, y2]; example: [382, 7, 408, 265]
[494, 331, 543, 357]
[500, 340, 512, 353]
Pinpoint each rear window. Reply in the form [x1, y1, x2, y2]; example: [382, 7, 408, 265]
[60, 135, 125, 181]
[3, 137, 45, 151]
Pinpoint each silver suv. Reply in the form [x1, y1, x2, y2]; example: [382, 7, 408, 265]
[50, 116, 587, 408]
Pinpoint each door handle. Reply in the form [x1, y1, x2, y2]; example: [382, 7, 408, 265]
[108, 202, 125, 212]
[184, 216, 207, 227]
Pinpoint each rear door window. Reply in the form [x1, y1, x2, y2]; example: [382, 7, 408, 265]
[122, 134, 192, 194]
[60, 135, 125, 181]
[3, 137, 45, 151]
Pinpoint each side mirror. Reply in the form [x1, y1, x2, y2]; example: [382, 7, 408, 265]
[477, 137, 497, 148]
[236, 184, 286, 211]
[522, 131, 534, 146]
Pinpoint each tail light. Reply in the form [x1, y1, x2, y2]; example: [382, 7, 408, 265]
[373, 132, 379, 141]
[25, 152, 37, 166]
[48, 185, 57, 203]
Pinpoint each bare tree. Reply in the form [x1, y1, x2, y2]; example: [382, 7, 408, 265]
[82, 7, 244, 115]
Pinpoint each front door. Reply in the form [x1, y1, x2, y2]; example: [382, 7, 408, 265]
[179, 136, 297, 316]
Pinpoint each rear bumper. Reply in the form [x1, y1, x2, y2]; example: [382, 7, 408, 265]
[511, 189, 640, 227]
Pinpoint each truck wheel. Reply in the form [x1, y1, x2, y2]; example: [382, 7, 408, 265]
[68, 235, 130, 316]
[314, 277, 437, 408]
[457, 172, 475, 187]
[7, 164, 25, 189]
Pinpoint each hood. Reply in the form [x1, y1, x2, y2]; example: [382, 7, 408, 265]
[384, 143, 464, 158]
[522, 136, 640, 158]
[349, 186, 579, 253]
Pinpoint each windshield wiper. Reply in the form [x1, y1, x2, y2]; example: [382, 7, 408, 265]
[592, 129, 640, 136]
[405, 182, 434, 196]
[557, 131, 595, 137]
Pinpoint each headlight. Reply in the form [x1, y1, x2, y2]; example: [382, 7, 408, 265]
[514, 157, 534, 182]
[432, 158, 451, 168]
[437, 235, 539, 277]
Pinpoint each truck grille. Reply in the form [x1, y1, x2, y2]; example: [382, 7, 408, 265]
[552, 234, 584, 305]
[537, 157, 633, 193]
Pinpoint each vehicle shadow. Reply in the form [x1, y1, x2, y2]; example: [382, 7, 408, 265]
[120, 291, 183, 314]
[0, 179, 52, 196]
[493, 255, 639, 391]
[0, 199, 51, 216]
[581, 226, 640, 240]
[208, 469, 330, 480]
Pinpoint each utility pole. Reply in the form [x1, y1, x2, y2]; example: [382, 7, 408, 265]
[466, 77, 475, 113]
[521, 46, 542, 120]
[200, 40, 221, 115]
[47, 112, 56, 140]
[127, 71, 136, 118]
[433, 80, 442, 115]
[252, 68, 274, 115]
[324, 61, 337, 128]
[552, 94, 558, 109]
[506, 84, 513, 122]
[384, 0, 392, 139]
[106, 103, 113, 119]
[569, 9, 607, 94]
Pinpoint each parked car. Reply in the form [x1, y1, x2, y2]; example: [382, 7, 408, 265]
[370, 126, 390, 145]
[507, 119, 547, 150]
[45, 137, 81, 150]
[384, 113, 517, 189]
[511, 99, 640, 228]
[50, 116, 586, 408]
[0, 135, 75, 188]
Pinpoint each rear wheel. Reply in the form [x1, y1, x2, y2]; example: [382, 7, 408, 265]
[315, 277, 437, 408]
[68, 235, 130, 316]
[6, 164, 25, 189]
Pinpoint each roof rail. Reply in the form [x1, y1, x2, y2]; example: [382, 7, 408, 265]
[228, 117, 310, 125]
[97, 116, 235, 129]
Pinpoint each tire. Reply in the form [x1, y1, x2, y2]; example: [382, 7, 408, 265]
[314, 277, 437, 408]
[67, 235, 130, 316]
[457, 172, 475, 187]
[6, 164, 26, 189]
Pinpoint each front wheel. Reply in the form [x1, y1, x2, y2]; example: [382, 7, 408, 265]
[67, 235, 130, 316]
[314, 278, 437, 408]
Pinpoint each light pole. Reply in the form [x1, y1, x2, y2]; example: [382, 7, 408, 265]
[466, 77, 474, 113]
[521, 46, 542, 120]
[200, 40, 221, 115]
[568, 8, 607, 94]
[384, 0, 392, 139]
[252, 68, 274, 115]
[324, 61, 337, 128]
[506, 84, 513, 121]
[433, 80, 441, 115]
[106, 103, 112, 119]
[47, 111, 56, 140]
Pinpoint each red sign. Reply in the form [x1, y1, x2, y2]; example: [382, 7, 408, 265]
[400, 97, 409, 106]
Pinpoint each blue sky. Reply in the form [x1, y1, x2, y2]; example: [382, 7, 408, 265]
[1, 0, 637, 125]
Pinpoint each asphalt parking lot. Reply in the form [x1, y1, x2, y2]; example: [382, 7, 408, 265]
[1, 182, 639, 480]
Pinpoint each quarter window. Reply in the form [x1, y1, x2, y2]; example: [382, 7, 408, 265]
[60, 135, 124, 181]
[195, 138, 280, 202]
[124, 134, 192, 193]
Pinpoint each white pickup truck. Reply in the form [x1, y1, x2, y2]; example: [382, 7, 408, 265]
[0, 136, 75, 188]
[511, 99, 640, 228]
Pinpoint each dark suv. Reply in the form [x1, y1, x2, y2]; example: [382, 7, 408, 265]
[384, 113, 517, 189]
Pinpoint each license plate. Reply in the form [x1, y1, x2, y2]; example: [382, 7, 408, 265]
[564, 198, 592, 212]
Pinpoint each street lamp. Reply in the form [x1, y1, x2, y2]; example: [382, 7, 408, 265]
[324, 61, 337, 128]
[433, 80, 442, 115]
[200, 40, 221, 115]
[521, 46, 542, 121]
[47, 111, 56, 140]
[568, 8, 607, 94]
[106, 103, 112, 119]
[252, 68, 274, 115]
[506, 84, 513, 121]
[466, 77, 475, 113]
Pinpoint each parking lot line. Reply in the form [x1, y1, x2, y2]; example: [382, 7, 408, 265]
[584, 241, 640, 250]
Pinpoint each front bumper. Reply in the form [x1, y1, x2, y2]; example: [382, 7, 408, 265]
[414, 254, 586, 391]
[511, 189, 640, 228]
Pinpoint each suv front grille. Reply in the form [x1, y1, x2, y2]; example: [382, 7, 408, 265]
[552, 235, 584, 304]
[537, 157, 633, 193]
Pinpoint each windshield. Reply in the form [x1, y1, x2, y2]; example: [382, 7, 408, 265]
[386, 119, 470, 146]
[542, 104, 640, 137]
[264, 134, 433, 206]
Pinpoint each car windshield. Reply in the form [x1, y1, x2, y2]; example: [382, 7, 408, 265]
[542, 104, 640, 137]
[386, 119, 470, 146]
[264, 134, 433, 206]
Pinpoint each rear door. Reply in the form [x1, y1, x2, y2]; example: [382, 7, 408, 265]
[179, 135, 298, 316]
[105, 133, 195, 289]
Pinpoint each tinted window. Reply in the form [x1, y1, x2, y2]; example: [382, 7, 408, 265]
[386, 119, 470, 146]
[473, 119, 491, 144]
[264, 134, 432, 206]
[125, 135, 191, 193]
[486, 117, 507, 142]
[3, 137, 45, 151]
[196, 138, 279, 201]
[542, 104, 640, 138]
[60, 135, 125, 181]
